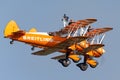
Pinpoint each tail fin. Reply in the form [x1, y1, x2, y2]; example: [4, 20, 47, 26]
[29, 28, 37, 32]
[4, 20, 20, 37]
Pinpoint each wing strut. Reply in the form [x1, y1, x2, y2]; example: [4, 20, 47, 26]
[99, 34, 106, 44]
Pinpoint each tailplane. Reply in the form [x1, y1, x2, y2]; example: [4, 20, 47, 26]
[29, 28, 37, 32]
[4, 20, 20, 38]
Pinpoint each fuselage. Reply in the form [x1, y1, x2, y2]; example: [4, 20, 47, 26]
[9, 32, 67, 47]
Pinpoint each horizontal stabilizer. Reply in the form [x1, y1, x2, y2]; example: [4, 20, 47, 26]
[29, 28, 37, 32]
[12, 30, 25, 36]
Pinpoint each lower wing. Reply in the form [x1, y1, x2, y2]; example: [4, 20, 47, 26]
[77, 44, 104, 55]
[32, 36, 87, 56]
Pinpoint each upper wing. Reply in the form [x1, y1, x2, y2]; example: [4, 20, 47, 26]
[85, 27, 113, 38]
[77, 44, 104, 55]
[49, 18, 97, 36]
[32, 36, 88, 56]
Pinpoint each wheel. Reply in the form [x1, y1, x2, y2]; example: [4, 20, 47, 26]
[90, 62, 98, 68]
[58, 59, 71, 67]
[76, 63, 88, 71]
[62, 59, 71, 67]
[10, 40, 13, 44]
[31, 46, 35, 51]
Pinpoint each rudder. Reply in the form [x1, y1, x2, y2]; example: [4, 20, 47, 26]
[4, 20, 20, 37]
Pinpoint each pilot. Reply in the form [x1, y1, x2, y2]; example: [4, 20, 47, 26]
[68, 19, 75, 25]
[61, 14, 69, 27]
[87, 26, 93, 32]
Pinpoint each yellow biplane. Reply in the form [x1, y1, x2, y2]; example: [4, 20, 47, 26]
[49, 18, 113, 71]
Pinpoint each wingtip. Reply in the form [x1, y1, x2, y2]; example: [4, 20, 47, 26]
[86, 18, 97, 22]
[31, 53, 36, 55]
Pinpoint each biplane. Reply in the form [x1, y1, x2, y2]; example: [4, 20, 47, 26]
[4, 18, 113, 71]
[49, 18, 113, 71]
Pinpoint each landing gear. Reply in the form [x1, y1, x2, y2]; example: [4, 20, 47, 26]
[58, 48, 72, 67]
[76, 54, 88, 71]
[58, 59, 71, 67]
[76, 62, 98, 71]
[31, 46, 35, 51]
[76, 63, 88, 71]
[10, 40, 14, 44]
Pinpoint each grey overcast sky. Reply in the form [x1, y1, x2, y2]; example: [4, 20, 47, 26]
[0, 0, 119, 80]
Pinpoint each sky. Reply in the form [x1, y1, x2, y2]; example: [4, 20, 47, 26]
[0, 0, 119, 80]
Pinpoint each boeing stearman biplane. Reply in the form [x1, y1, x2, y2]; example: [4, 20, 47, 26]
[49, 18, 113, 71]
[4, 18, 113, 71]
